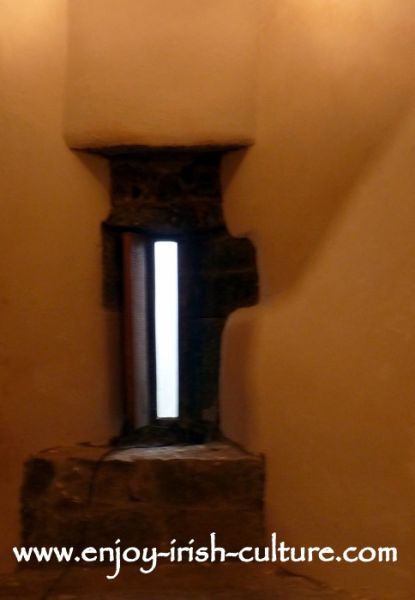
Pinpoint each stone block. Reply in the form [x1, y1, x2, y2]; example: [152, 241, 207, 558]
[21, 444, 265, 551]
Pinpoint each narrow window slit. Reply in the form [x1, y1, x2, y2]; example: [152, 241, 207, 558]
[154, 241, 179, 419]
[114, 152, 258, 443]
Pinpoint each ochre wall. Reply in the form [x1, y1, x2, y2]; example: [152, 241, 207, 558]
[0, 0, 119, 570]
[64, 0, 259, 149]
[2, 1, 415, 597]
[221, 1, 415, 598]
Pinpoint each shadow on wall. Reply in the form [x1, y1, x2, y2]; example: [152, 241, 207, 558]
[70, 150, 123, 434]
[220, 306, 260, 446]
[219, 0, 415, 525]
[219, 79, 415, 444]
[222, 103, 414, 302]
[221, 0, 415, 300]
[220, 38, 415, 410]
[219, 3, 415, 595]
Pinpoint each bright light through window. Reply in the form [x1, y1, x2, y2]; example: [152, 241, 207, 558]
[154, 241, 179, 418]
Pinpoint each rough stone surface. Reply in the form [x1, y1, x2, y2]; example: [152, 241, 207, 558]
[102, 150, 258, 437]
[0, 564, 360, 599]
[108, 153, 224, 234]
[22, 443, 264, 553]
[13, 444, 366, 598]
[179, 318, 225, 422]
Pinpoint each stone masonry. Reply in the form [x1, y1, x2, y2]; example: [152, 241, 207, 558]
[21, 443, 264, 552]
[102, 150, 258, 438]
[0, 441, 363, 598]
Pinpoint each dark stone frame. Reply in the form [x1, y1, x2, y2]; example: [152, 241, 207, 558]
[100, 149, 258, 445]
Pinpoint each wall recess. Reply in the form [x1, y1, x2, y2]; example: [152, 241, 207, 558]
[101, 149, 258, 444]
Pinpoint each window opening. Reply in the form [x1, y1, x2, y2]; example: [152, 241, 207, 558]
[106, 151, 258, 444]
[154, 241, 179, 418]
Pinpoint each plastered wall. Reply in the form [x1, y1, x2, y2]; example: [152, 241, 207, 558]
[2, 1, 415, 598]
[64, 0, 259, 149]
[0, 0, 259, 573]
[0, 0, 119, 571]
[221, 1, 415, 598]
